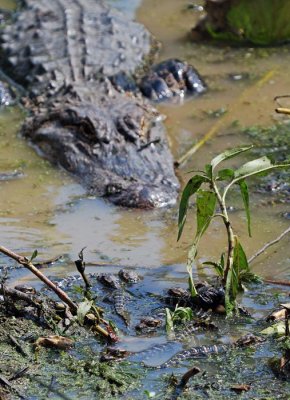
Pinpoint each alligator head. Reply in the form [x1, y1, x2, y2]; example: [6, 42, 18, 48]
[23, 82, 179, 208]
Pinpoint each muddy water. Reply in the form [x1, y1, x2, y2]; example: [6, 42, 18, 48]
[0, 1, 289, 398]
[0, 0, 288, 285]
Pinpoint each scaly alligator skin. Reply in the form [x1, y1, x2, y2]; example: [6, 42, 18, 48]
[154, 333, 264, 369]
[0, 0, 185, 208]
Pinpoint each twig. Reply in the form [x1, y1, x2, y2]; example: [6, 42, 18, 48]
[75, 247, 91, 289]
[0, 286, 41, 309]
[248, 226, 290, 264]
[276, 107, 290, 115]
[0, 245, 77, 313]
[0, 374, 26, 399]
[34, 255, 63, 269]
[9, 367, 29, 382]
[169, 366, 200, 400]
[263, 279, 290, 287]
[8, 335, 28, 357]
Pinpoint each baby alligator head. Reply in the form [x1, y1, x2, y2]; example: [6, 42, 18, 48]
[23, 82, 179, 208]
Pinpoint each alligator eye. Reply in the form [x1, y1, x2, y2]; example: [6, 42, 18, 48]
[78, 118, 96, 140]
[106, 184, 123, 195]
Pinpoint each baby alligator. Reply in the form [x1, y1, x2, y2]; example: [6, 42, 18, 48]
[145, 334, 264, 369]
[97, 270, 141, 326]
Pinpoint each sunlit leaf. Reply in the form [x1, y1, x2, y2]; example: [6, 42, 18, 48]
[234, 156, 290, 181]
[187, 243, 198, 297]
[165, 308, 174, 332]
[211, 145, 253, 171]
[77, 299, 93, 325]
[260, 321, 286, 337]
[172, 306, 193, 323]
[238, 179, 251, 237]
[195, 190, 216, 240]
[178, 175, 207, 241]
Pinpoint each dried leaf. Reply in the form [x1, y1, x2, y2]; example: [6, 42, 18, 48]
[35, 335, 74, 350]
[231, 384, 251, 392]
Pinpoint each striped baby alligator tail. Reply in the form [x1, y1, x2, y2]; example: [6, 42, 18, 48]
[156, 344, 230, 369]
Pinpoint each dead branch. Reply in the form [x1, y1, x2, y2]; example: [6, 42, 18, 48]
[8, 335, 28, 357]
[169, 366, 200, 400]
[0, 245, 78, 314]
[0, 286, 41, 309]
[34, 255, 63, 269]
[0, 374, 26, 399]
[263, 279, 290, 287]
[276, 107, 290, 115]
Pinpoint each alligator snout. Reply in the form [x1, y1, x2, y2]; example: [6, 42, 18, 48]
[107, 182, 179, 208]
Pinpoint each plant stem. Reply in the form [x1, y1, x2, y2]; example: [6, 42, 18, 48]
[211, 182, 235, 284]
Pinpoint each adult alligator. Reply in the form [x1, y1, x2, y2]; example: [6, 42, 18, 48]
[0, 0, 206, 208]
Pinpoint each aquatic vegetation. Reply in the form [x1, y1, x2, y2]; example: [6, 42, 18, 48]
[204, 0, 290, 45]
[178, 146, 290, 314]
[165, 305, 194, 332]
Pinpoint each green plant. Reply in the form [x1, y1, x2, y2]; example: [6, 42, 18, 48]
[178, 145, 290, 315]
[165, 305, 194, 332]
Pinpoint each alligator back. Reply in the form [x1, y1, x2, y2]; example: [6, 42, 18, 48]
[1, 0, 151, 95]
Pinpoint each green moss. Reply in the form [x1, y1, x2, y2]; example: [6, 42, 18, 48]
[207, 0, 290, 45]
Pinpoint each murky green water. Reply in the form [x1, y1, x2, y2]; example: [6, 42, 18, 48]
[0, 0, 290, 398]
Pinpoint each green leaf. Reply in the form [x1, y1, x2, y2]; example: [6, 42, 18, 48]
[187, 243, 198, 297]
[234, 156, 290, 181]
[217, 168, 235, 181]
[195, 190, 216, 240]
[210, 145, 253, 171]
[172, 306, 193, 323]
[225, 268, 236, 316]
[165, 308, 174, 332]
[233, 239, 249, 280]
[225, 240, 249, 314]
[178, 175, 207, 241]
[205, 164, 213, 178]
[202, 261, 224, 277]
[29, 249, 38, 262]
[260, 321, 286, 337]
[77, 299, 93, 325]
[238, 179, 251, 237]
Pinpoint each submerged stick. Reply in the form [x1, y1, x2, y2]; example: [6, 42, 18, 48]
[34, 255, 63, 269]
[175, 69, 277, 168]
[248, 226, 290, 264]
[169, 366, 200, 400]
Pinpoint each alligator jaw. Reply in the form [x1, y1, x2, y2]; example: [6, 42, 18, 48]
[107, 182, 178, 208]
